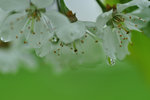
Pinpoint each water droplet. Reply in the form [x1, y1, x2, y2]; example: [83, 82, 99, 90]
[50, 36, 59, 44]
[107, 57, 116, 66]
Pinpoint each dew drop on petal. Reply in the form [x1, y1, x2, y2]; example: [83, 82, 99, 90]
[107, 57, 116, 66]
[51, 36, 59, 43]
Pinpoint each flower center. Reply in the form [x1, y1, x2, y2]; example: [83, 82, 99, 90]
[113, 15, 125, 23]
[26, 3, 46, 21]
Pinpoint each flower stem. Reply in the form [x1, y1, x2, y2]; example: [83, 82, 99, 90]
[56, 0, 78, 23]
[96, 0, 107, 12]
[56, 0, 69, 15]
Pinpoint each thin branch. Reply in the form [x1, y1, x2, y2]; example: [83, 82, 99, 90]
[96, 0, 107, 12]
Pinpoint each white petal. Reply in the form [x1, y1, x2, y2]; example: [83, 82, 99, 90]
[46, 11, 70, 28]
[113, 28, 130, 60]
[96, 10, 113, 32]
[35, 41, 52, 57]
[102, 27, 116, 59]
[116, 40, 130, 60]
[82, 21, 97, 34]
[132, 8, 150, 21]
[55, 21, 86, 44]
[0, 8, 8, 25]
[117, 0, 150, 12]
[25, 20, 53, 48]
[0, 0, 29, 11]
[117, 0, 137, 12]
[0, 13, 27, 42]
[31, 0, 54, 8]
[124, 20, 141, 32]
[35, 40, 60, 57]
[83, 21, 96, 28]
[0, 40, 36, 73]
[102, 27, 130, 60]
[134, 0, 150, 8]
[121, 13, 146, 29]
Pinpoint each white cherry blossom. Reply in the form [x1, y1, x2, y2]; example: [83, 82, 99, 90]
[96, 0, 148, 65]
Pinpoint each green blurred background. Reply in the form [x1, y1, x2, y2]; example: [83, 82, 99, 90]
[0, 0, 150, 100]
